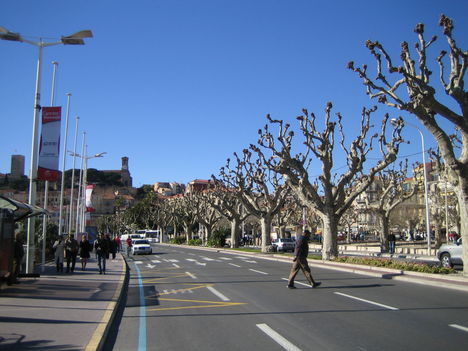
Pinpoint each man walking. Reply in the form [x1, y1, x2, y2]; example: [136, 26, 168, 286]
[95, 234, 109, 274]
[65, 234, 79, 273]
[287, 230, 321, 289]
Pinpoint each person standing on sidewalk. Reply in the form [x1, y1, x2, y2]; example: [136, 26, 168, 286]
[79, 234, 92, 271]
[388, 233, 396, 254]
[8, 232, 24, 285]
[65, 234, 79, 273]
[287, 230, 321, 289]
[53, 235, 65, 273]
[94, 234, 109, 274]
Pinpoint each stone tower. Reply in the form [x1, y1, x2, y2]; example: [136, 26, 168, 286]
[121, 157, 132, 186]
[10, 155, 25, 180]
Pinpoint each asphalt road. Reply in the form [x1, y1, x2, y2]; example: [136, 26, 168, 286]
[107, 244, 468, 351]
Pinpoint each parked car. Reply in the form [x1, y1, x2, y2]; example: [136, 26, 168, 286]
[272, 238, 295, 252]
[437, 238, 463, 268]
[131, 239, 153, 255]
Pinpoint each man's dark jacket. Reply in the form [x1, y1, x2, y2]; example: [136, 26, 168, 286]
[294, 235, 309, 258]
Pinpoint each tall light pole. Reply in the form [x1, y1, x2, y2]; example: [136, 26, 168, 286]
[68, 116, 80, 234]
[40, 61, 59, 273]
[391, 118, 431, 254]
[69, 149, 106, 234]
[0, 26, 93, 273]
[58, 93, 72, 238]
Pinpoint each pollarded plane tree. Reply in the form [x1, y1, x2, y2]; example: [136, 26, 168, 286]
[364, 160, 417, 252]
[349, 15, 468, 273]
[192, 190, 223, 243]
[169, 194, 198, 242]
[206, 183, 248, 248]
[338, 204, 360, 243]
[215, 149, 290, 253]
[254, 103, 403, 260]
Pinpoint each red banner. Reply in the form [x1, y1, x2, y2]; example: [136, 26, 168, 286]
[38, 107, 61, 181]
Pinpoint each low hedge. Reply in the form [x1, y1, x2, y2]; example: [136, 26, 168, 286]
[332, 256, 456, 274]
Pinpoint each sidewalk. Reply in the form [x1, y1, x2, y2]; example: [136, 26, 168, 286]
[0, 253, 127, 351]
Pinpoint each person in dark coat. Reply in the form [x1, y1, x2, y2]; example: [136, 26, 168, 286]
[106, 234, 117, 259]
[287, 230, 321, 289]
[8, 232, 24, 285]
[94, 234, 109, 274]
[388, 233, 396, 254]
[79, 234, 92, 270]
[65, 234, 79, 273]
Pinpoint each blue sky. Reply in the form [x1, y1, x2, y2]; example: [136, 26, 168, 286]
[1, 0, 467, 187]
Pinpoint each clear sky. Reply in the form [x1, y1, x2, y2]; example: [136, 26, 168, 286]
[1, 0, 467, 187]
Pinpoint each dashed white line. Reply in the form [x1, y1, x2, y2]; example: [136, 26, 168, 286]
[449, 324, 468, 333]
[207, 286, 230, 301]
[249, 269, 269, 275]
[256, 323, 301, 351]
[172, 263, 180, 268]
[151, 260, 161, 263]
[281, 278, 310, 287]
[219, 257, 232, 260]
[334, 292, 399, 311]
[185, 272, 197, 279]
[229, 263, 241, 268]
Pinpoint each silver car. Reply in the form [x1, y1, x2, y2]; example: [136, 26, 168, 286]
[437, 238, 463, 268]
[272, 238, 295, 252]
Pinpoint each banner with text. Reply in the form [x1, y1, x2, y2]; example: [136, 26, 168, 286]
[38, 106, 61, 181]
[85, 184, 95, 212]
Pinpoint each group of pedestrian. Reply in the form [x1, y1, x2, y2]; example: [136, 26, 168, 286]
[53, 233, 119, 274]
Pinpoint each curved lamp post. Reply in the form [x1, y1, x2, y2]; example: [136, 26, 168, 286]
[0, 26, 93, 273]
[391, 118, 431, 254]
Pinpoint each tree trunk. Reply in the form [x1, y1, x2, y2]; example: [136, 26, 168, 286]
[434, 220, 442, 249]
[379, 214, 390, 253]
[456, 178, 468, 276]
[321, 214, 338, 260]
[230, 218, 241, 248]
[260, 216, 273, 252]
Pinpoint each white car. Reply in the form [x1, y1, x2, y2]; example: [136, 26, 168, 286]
[437, 238, 463, 268]
[131, 239, 153, 255]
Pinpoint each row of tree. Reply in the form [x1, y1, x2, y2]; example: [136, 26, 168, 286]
[97, 15, 466, 274]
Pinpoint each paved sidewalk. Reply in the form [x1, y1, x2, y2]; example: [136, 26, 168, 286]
[0, 253, 127, 351]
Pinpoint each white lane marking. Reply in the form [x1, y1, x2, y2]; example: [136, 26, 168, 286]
[135, 261, 143, 264]
[219, 257, 232, 260]
[334, 292, 399, 311]
[186, 259, 206, 266]
[229, 263, 241, 268]
[185, 272, 197, 279]
[449, 324, 468, 333]
[250, 269, 269, 275]
[244, 260, 257, 263]
[200, 256, 221, 262]
[207, 286, 230, 301]
[172, 263, 180, 268]
[281, 278, 310, 287]
[256, 323, 301, 351]
[151, 260, 161, 263]
[146, 264, 155, 269]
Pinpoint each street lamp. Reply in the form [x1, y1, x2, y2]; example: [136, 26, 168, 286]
[68, 149, 106, 234]
[391, 118, 431, 254]
[0, 26, 93, 273]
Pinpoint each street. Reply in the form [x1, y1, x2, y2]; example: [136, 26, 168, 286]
[106, 244, 468, 351]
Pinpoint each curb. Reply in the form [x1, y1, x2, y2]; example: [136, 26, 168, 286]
[85, 254, 129, 351]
